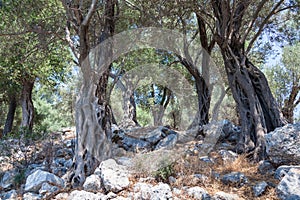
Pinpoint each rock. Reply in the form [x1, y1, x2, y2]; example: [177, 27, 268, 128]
[0, 170, 16, 190]
[83, 174, 102, 192]
[253, 181, 268, 197]
[276, 168, 300, 200]
[213, 192, 239, 200]
[67, 190, 105, 200]
[39, 182, 58, 195]
[186, 186, 210, 200]
[54, 192, 69, 200]
[152, 183, 172, 199]
[23, 192, 42, 200]
[265, 123, 300, 164]
[274, 165, 300, 180]
[24, 170, 64, 193]
[218, 120, 240, 144]
[64, 159, 73, 169]
[221, 172, 248, 187]
[154, 133, 178, 150]
[218, 150, 238, 163]
[1, 190, 18, 200]
[133, 182, 172, 200]
[98, 159, 129, 193]
[193, 174, 209, 184]
[112, 131, 151, 152]
[258, 160, 275, 175]
[113, 126, 179, 152]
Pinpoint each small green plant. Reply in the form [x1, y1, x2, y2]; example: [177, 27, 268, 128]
[13, 168, 26, 188]
[153, 163, 175, 183]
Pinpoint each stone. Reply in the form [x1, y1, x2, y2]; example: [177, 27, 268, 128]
[0, 170, 16, 190]
[1, 190, 18, 200]
[67, 190, 105, 200]
[39, 182, 58, 195]
[133, 182, 172, 200]
[221, 172, 248, 187]
[98, 159, 130, 193]
[151, 182, 172, 199]
[154, 133, 178, 150]
[83, 174, 102, 191]
[218, 150, 238, 163]
[274, 165, 300, 180]
[23, 192, 42, 200]
[54, 192, 69, 200]
[265, 123, 300, 164]
[258, 160, 275, 175]
[64, 159, 73, 169]
[276, 168, 300, 200]
[253, 181, 268, 197]
[218, 120, 240, 144]
[186, 186, 210, 200]
[212, 192, 239, 200]
[24, 170, 64, 192]
[112, 131, 151, 152]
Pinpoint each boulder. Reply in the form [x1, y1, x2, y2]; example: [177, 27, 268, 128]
[67, 190, 105, 200]
[1, 190, 18, 200]
[274, 165, 300, 180]
[23, 192, 42, 200]
[276, 168, 300, 200]
[83, 174, 102, 192]
[0, 170, 16, 190]
[265, 123, 300, 164]
[39, 182, 58, 195]
[221, 172, 248, 187]
[98, 159, 130, 193]
[252, 181, 268, 197]
[218, 150, 238, 163]
[186, 186, 210, 200]
[112, 126, 179, 152]
[24, 170, 64, 193]
[258, 160, 275, 175]
[133, 182, 172, 200]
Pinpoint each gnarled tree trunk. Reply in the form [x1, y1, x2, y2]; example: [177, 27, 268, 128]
[20, 79, 34, 132]
[210, 0, 287, 160]
[120, 75, 139, 128]
[3, 95, 17, 136]
[67, 0, 116, 187]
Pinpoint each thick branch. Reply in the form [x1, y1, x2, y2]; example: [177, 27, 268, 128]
[246, 0, 284, 54]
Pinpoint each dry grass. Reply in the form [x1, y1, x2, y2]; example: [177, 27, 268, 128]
[129, 150, 280, 199]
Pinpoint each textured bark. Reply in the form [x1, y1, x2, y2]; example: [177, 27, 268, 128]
[3, 95, 17, 136]
[282, 85, 300, 123]
[210, 0, 287, 160]
[20, 79, 34, 132]
[66, 0, 116, 187]
[120, 76, 139, 128]
[152, 87, 171, 126]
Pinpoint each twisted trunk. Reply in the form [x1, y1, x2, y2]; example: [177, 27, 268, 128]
[69, 0, 116, 187]
[20, 79, 34, 132]
[3, 95, 17, 136]
[221, 46, 286, 160]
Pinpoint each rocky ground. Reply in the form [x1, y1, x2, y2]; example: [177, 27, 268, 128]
[0, 121, 300, 200]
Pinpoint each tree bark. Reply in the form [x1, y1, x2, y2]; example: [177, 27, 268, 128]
[210, 0, 287, 160]
[152, 87, 171, 126]
[20, 79, 35, 132]
[68, 0, 116, 187]
[119, 75, 139, 128]
[3, 95, 17, 136]
[282, 85, 300, 123]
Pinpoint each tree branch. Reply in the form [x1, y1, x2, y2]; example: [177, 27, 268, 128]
[245, 0, 284, 54]
[82, 0, 98, 26]
[241, 0, 268, 44]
